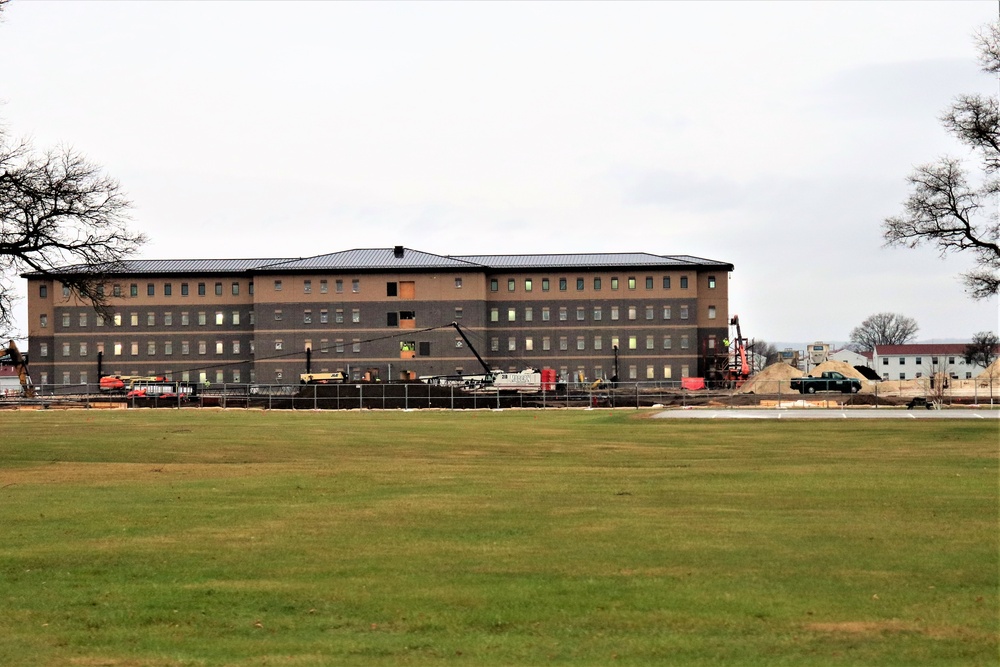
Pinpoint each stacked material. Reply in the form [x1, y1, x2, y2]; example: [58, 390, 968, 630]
[738, 362, 802, 394]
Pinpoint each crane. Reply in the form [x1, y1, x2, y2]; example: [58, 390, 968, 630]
[727, 316, 750, 389]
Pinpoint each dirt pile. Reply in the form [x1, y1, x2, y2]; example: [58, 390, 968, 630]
[977, 357, 1000, 379]
[808, 360, 867, 380]
[738, 362, 802, 394]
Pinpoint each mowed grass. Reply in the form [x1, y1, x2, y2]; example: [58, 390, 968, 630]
[0, 410, 996, 666]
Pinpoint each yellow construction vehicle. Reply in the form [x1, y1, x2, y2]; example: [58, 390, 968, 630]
[0, 340, 36, 397]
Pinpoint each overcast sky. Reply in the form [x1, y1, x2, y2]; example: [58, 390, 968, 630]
[2, 1, 998, 345]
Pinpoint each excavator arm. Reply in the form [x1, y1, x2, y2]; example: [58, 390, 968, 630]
[1, 340, 35, 397]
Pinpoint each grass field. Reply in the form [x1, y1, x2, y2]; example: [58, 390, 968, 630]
[0, 409, 996, 666]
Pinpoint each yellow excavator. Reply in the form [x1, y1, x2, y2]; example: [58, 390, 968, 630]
[1, 340, 36, 397]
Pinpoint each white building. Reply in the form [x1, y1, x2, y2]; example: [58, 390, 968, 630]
[829, 348, 872, 369]
[871, 344, 986, 381]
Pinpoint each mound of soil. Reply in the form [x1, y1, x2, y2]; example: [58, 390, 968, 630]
[808, 360, 867, 381]
[738, 362, 802, 394]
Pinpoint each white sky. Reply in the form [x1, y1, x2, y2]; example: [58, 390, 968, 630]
[2, 0, 998, 345]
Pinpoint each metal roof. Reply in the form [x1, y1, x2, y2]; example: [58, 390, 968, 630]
[26, 248, 732, 276]
[454, 253, 733, 270]
[262, 248, 482, 272]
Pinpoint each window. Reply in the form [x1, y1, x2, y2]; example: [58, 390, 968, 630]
[542, 336, 551, 351]
[62, 313, 71, 328]
[490, 308, 499, 322]
[628, 336, 637, 350]
[949, 357, 956, 364]
[181, 283, 189, 296]
[647, 365, 655, 380]
[79, 312, 88, 327]
[594, 306, 602, 321]
[611, 277, 619, 290]
[646, 335, 654, 350]
[708, 306, 717, 319]
[214, 311, 222, 325]
[148, 341, 157, 355]
[274, 280, 282, 291]
[645, 276, 653, 289]
[249, 310, 255, 324]
[320, 279, 328, 294]
[542, 278, 550, 291]
[232, 369, 241, 383]
[882, 357, 889, 365]
[559, 278, 567, 291]
[663, 335, 672, 350]
[387, 312, 399, 327]
[680, 305, 689, 320]
[931, 357, 938, 364]
[113, 284, 122, 297]
[198, 312, 207, 326]
[352, 309, 360, 323]
[129, 313, 138, 327]
[419, 342, 431, 357]
[524, 278, 532, 292]
[611, 306, 619, 321]
[335, 309, 344, 324]
[130, 284, 138, 297]
[490, 278, 499, 292]
[232, 282, 240, 296]
[508, 278, 515, 292]
[181, 341, 189, 355]
[524, 307, 532, 321]
[164, 341, 173, 356]
[628, 277, 636, 290]
[196, 341, 206, 355]
[40, 343, 48, 357]
[663, 276, 671, 289]
[320, 310, 328, 324]
[594, 277, 601, 290]
[490, 338, 499, 352]
[164, 283, 172, 296]
[508, 308, 516, 322]
[708, 276, 716, 289]
[274, 310, 282, 321]
[352, 279, 360, 293]
[215, 282, 223, 296]
[577, 278, 585, 291]
[680, 276, 689, 289]
[899, 358, 905, 365]
[542, 307, 550, 321]
[681, 335, 690, 349]
[216, 341, 224, 355]
[304, 310, 312, 324]
[576, 336, 585, 351]
[39, 284, 47, 298]
[96, 314, 105, 327]
[232, 340, 240, 354]
[559, 337, 568, 351]
[899, 372, 906, 380]
[454, 277, 462, 289]
[147, 312, 155, 326]
[576, 307, 585, 321]
[594, 336, 602, 350]
[114, 313, 122, 327]
[232, 311, 240, 325]
[62, 342, 70, 357]
[131, 342, 140, 356]
[304, 280, 313, 294]
[198, 283, 206, 296]
[181, 312, 190, 326]
[335, 279, 343, 293]
[275, 340, 283, 351]
[336, 339, 344, 353]
[114, 342, 122, 356]
[40, 314, 48, 328]
[386, 282, 397, 297]
[915, 357, 922, 365]
[559, 307, 568, 321]
[645, 306, 654, 320]
[681, 364, 690, 378]
[147, 283, 155, 296]
[628, 306, 637, 321]
[508, 337, 516, 351]
[525, 337, 533, 351]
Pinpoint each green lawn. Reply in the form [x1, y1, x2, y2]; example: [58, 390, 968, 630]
[0, 410, 996, 666]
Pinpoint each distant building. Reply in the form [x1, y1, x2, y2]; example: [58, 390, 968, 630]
[807, 342, 830, 367]
[872, 343, 988, 381]
[829, 348, 871, 369]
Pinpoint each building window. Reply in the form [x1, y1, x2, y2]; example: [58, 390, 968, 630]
[524, 278, 532, 292]
[576, 278, 585, 291]
[320, 310, 328, 324]
[645, 306, 654, 320]
[594, 306, 602, 321]
[542, 278, 550, 291]
[525, 337, 533, 351]
[387, 312, 399, 327]
[882, 357, 888, 365]
[335, 279, 343, 293]
[508, 337, 516, 351]
[681, 364, 690, 378]
[559, 278, 567, 291]
[40, 314, 48, 328]
[79, 312, 88, 327]
[611, 306, 619, 321]
[680, 276, 689, 289]
[559, 307, 568, 321]
[931, 356, 938, 365]
[628, 365, 637, 380]
[198, 283, 206, 296]
[39, 284, 48, 298]
[129, 313, 138, 327]
[577, 307, 585, 321]
[455, 277, 462, 289]
[214, 311, 223, 325]
[647, 365, 655, 379]
[508, 278, 515, 292]
[215, 341, 223, 355]
[143, 312, 153, 326]
[559, 337, 568, 351]
[577, 336, 585, 351]
[524, 307, 532, 321]
[628, 306, 636, 321]
[646, 335, 654, 350]
[899, 372, 906, 380]
[304, 280, 313, 294]
[181, 283, 189, 296]
[611, 277, 619, 290]
[335, 309, 344, 324]
[274, 310, 282, 321]
[274, 280, 282, 291]
[490, 308, 499, 322]
[453, 307, 463, 320]
[197, 312, 207, 326]
[130, 283, 138, 297]
[542, 307, 550, 321]
[508, 308, 516, 322]
[319, 279, 327, 294]
[62, 342, 70, 357]
[113, 284, 122, 297]
[164, 341, 172, 355]
[147, 283, 155, 296]
[386, 281, 397, 297]
[708, 276, 716, 289]
[899, 358, 905, 365]
[490, 278, 499, 292]
[594, 336, 602, 350]
[628, 277, 636, 290]
[131, 342, 140, 356]
[352, 279, 360, 293]
[275, 340, 283, 351]
[542, 336, 551, 351]
[61, 312, 71, 328]
[708, 306, 717, 319]
[215, 282, 223, 296]
[335, 339, 344, 353]
[490, 338, 499, 352]
[645, 276, 653, 289]
[114, 313, 122, 326]
[594, 277, 601, 290]
[196, 341, 206, 355]
[164, 283, 172, 296]
[628, 336, 637, 350]
[232, 311, 240, 325]
[680, 305, 689, 320]
[232, 282, 240, 296]
[681, 335, 689, 349]
[40, 343, 48, 357]
[663, 276, 671, 289]
[233, 340, 240, 354]
[181, 341, 189, 355]
[304, 310, 312, 324]
[148, 341, 157, 355]
[915, 357, 922, 365]
[663, 335, 672, 350]
[352, 309, 360, 323]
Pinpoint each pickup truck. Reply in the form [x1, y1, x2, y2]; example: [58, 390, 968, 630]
[789, 371, 862, 394]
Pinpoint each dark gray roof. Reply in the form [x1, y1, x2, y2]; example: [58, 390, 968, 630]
[262, 248, 481, 272]
[25, 248, 732, 277]
[455, 253, 733, 270]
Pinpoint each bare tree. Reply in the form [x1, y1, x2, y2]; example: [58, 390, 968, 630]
[883, 21, 1000, 299]
[964, 330, 999, 370]
[849, 312, 919, 352]
[0, 132, 146, 333]
[747, 339, 779, 372]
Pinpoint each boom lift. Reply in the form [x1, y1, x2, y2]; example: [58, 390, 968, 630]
[726, 315, 750, 389]
[1, 340, 36, 397]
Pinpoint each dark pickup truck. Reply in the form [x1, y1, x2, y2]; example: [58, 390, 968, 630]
[789, 371, 862, 394]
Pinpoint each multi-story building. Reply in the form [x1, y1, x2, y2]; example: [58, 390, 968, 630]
[24, 247, 733, 389]
[872, 344, 988, 381]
